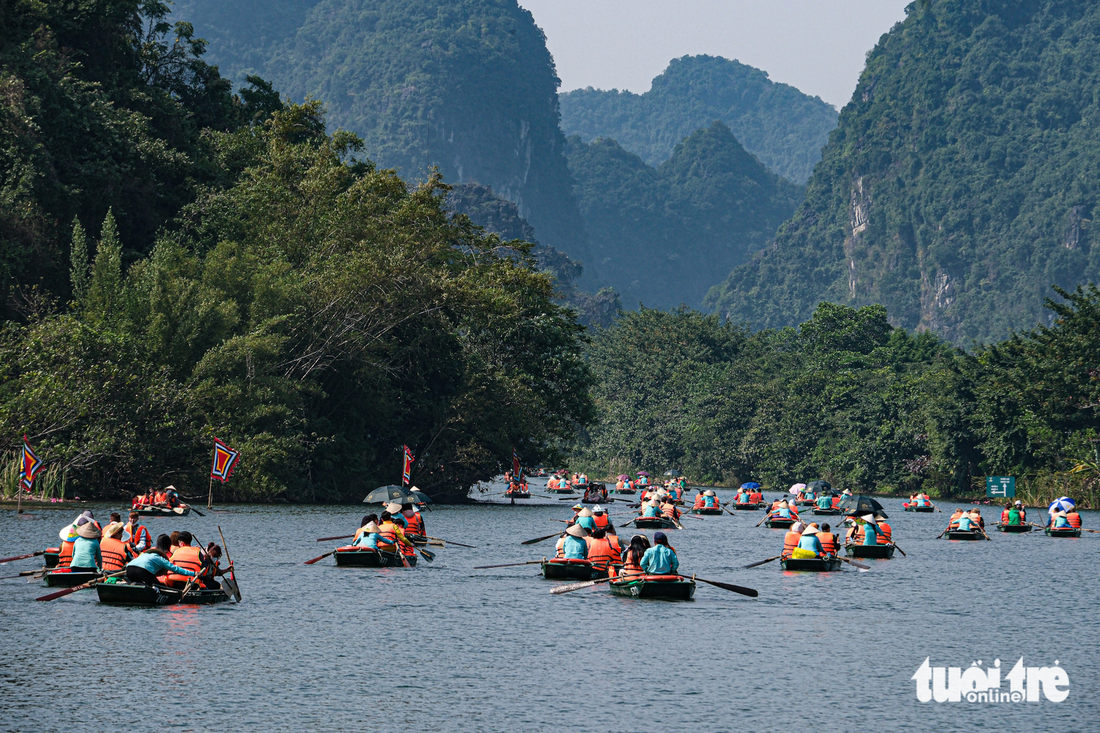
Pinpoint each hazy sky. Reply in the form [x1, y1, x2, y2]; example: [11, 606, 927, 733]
[519, 0, 911, 108]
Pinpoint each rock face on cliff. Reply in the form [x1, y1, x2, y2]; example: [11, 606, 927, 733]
[174, 0, 588, 257]
[560, 55, 838, 184]
[707, 0, 1100, 344]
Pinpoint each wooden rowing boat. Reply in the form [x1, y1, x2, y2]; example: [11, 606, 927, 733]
[546, 487, 575, 494]
[944, 530, 983, 541]
[733, 502, 767, 510]
[43, 548, 59, 568]
[904, 505, 935, 512]
[541, 558, 608, 580]
[690, 507, 723, 515]
[795, 499, 815, 506]
[996, 523, 1032, 533]
[609, 574, 695, 600]
[764, 517, 796, 529]
[333, 547, 416, 567]
[845, 543, 895, 559]
[134, 505, 191, 517]
[44, 568, 100, 587]
[505, 490, 531, 499]
[611, 488, 636, 494]
[812, 507, 841, 515]
[780, 556, 842, 571]
[633, 516, 677, 530]
[1045, 527, 1082, 538]
[95, 579, 230, 605]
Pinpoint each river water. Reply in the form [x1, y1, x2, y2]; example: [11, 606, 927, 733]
[1, 483, 1097, 732]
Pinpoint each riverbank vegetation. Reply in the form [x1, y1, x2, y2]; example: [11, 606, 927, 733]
[572, 288, 1100, 503]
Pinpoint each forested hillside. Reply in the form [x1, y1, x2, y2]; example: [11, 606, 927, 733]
[708, 0, 1100, 344]
[560, 55, 838, 184]
[0, 1, 593, 503]
[173, 0, 589, 258]
[573, 289, 1100, 500]
[567, 122, 802, 310]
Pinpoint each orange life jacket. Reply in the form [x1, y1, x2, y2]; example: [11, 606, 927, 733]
[404, 512, 424, 536]
[781, 530, 800, 558]
[878, 522, 893, 542]
[126, 523, 152, 552]
[1067, 512, 1082, 528]
[586, 536, 619, 568]
[154, 491, 167, 504]
[693, 496, 705, 508]
[621, 550, 644, 575]
[819, 532, 838, 554]
[660, 505, 678, 520]
[1000, 509, 1010, 523]
[100, 537, 130, 572]
[608, 534, 623, 559]
[593, 513, 609, 529]
[948, 512, 962, 529]
[749, 492, 763, 504]
[58, 539, 75, 568]
[166, 545, 202, 586]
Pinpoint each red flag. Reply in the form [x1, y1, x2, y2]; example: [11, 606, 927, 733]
[210, 438, 240, 483]
[402, 445, 414, 485]
[21, 436, 43, 490]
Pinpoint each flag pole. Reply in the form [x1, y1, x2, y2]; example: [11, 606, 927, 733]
[207, 442, 216, 509]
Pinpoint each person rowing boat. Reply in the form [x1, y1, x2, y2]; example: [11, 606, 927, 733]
[639, 532, 678, 574]
[125, 534, 197, 587]
[380, 504, 418, 562]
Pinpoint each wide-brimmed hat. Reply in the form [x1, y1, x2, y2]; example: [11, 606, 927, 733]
[77, 523, 101, 539]
[801, 525, 819, 535]
[103, 521, 125, 538]
[861, 513, 878, 525]
[565, 524, 586, 538]
[791, 521, 806, 533]
[571, 504, 583, 510]
[362, 521, 382, 534]
[592, 505, 605, 514]
[385, 502, 403, 514]
[578, 508, 593, 517]
[704, 490, 715, 497]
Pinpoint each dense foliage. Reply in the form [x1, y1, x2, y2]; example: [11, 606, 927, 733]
[573, 289, 1100, 497]
[560, 55, 838, 184]
[173, 0, 589, 260]
[709, 0, 1100, 344]
[566, 122, 803, 311]
[0, 2, 595, 502]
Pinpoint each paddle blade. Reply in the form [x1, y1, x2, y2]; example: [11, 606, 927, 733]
[419, 548, 435, 562]
[304, 551, 334, 565]
[316, 535, 354, 542]
[220, 576, 241, 602]
[694, 577, 758, 597]
[521, 533, 560, 545]
[190, 507, 206, 517]
[551, 580, 597, 595]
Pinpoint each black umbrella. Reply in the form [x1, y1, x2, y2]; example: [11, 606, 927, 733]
[406, 487, 433, 504]
[663, 470, 681, 477]
[363, 485, 415, 504]
[808, 480, 832, 493]
[839, 494, 888, 519]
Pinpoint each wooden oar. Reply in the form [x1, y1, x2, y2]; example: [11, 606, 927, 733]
[473, 560, 543, 570]
[316, 534, 355, 542]
[977, 525, 992, 541]
[890, 542, 907, 557]
[754, 515, 770, 527]
[744, 555, 782, 569]
[425, 535, 475, 548]
[0, 550, 45, 564]
[521, 532, 563, 546]
[0, 569, 41, 580]
[417, 546, 435, 563]
[304, 550, 335, 565]
[679, 513, 706, 521]
[36, 570, 124, 602]
[550, 576, 615, 595]
[838, 556, 871, 570]
[935, 526, 949, 539]
[185, 505, 206, 517]
[677, 574, 758, 597]
[217, 526, 241, 601]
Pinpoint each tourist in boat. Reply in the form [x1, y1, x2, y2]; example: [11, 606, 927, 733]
[548, 475, 561, 491]
[585, 527, 622, 572]
[854, 514, 883, 545]
[352, 514, 381, 543]
[954, 510, 980, 532]
[797, 525, 826, 557]
[640, 532, 678, 575]
[815, 493, 832, 510]
[748, 487, 764, 504]
[197, 542, 231, 588]
[780, 521, 804, 559]
[968, 508, 985, 529]
[700, 490, 719, 510]
[641, 499, 661, 518]
[167, 531, 204, 587]
[591, 505, 610, 530]
[69, 521, 103, 573]
[125, 534, 196, 587]
[1051, 510, 1071, 529]
[947, 508, 964, 530]
[575, 508, 597, 532]
[99, 522, 134, 573]
[353, 521, 386, 549]
[692, 490, 706, 509]
[770, 500, 797, 521]
[1005, 504, 1023, 526]
[1066, 508, 1082, 528]
[877, 517, 893, 544]
[401, 502, 425, 537]
[57, 512, 97, 569]
[1014, 501, 1027, 522]
[561, 524, 588, 559]
[818, 524, 839, 555]
[382, 505, 419, 561]
[660, 497, 682, 523]
[123, 511, 152, 553]
[613, 534, 649, 578]
[1000, 503, 1012, 524]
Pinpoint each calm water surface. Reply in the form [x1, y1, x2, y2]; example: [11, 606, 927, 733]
[1, 484, 1097, 732]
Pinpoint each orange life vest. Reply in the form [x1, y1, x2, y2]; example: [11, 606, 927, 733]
[126, 523, 152, 552]
[693, 496, 705, 508]
[58, 539, 75, 568]
[166, 545, 203, 586]
[621, 550, 644, 576]
[154, 491, 166, 504]
[404, 512, 424, 536]
[660, 505, 678, 520]
[819, 532, 838, 554]
[878, 522, 893, 542]
[593, 513, 609, 530]
[1067, 512, 1082, 528]
[100, 537, 130, 572]
[781, 530, 800, 558]
[608, 534, 623, 558]
[749, 492, 763, 504]
[586, 536, 619, 568]
[1000, 509, 1010, 523]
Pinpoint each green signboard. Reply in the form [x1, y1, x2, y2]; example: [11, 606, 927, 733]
[986, 476, 1015, 498]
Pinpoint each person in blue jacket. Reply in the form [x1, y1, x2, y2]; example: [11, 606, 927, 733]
[640, 532, 679, 574]
[125, 534, 197, 586]
[69, 522, 103, 571]
[353, 521, 386, 549]
[797, 525, 825, 557]
[561, 524, 588, 559]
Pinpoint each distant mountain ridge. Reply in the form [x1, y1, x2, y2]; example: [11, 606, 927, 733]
[707, 0, 1100, 344]
[560, 55, 839, 184]
[568, 121, 803, 311]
